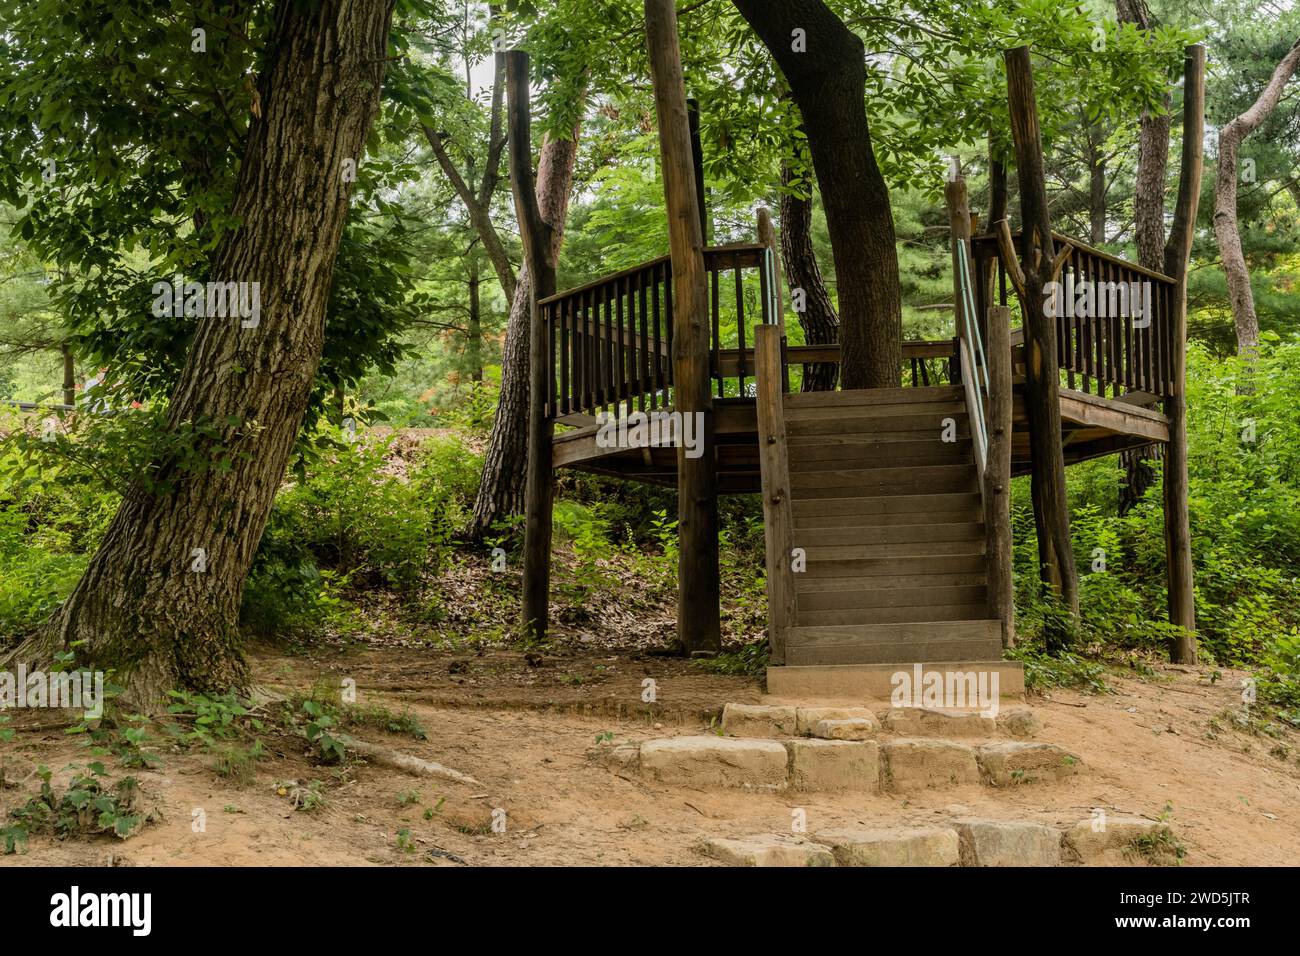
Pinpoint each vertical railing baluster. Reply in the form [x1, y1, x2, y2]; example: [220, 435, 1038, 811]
[735, 263, 747, 398]
[639, 268, 651, 412]
[1080, 253, 1093, 394]
[603, 279, 614, 413]
[652, 264, 664, 410]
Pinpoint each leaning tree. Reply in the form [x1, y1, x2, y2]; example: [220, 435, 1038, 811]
[0, 0, 398, 705]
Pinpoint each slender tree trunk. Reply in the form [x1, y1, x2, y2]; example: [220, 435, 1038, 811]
[1118, 0, 1170, 514]
[1086, 116, 1107, 246]
[467, 258, 483, 384]
[981, 144, 1008, 318]
[779, 160, 838, 391]
[3, 0, 395, 707]
[732, 0, 901, 389]
[466, 113, 583, 541]
[1213, 37, 1300, 357]
[1162, 46, 1206, 665]
[60, 343, 75, 407]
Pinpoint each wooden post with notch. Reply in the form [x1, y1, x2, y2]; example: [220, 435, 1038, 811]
[1003, 45, 1079, 622]
[645, 0, 721, 656]
[754, 324, 794, 665]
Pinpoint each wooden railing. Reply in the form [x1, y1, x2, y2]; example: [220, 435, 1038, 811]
[972, 231, 1178, 399]
[539, 243, 776, 420]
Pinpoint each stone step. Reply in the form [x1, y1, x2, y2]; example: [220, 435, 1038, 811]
[722, 703, 1041, 741]
[639, 737, 788, 791]
[816, 826, 961, 867]
[702, 835, 835, 868]
[957, 819, 1062, 866]
[723, 703, 878, 739]
[976, 741, 1083, 787]
[625, 734, 1082, 794]
[700, 817, 1176, 867]
[882, 706, 998, 738]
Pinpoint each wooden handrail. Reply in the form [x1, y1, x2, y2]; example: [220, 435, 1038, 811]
[541, 243, 774, 419]
[537, 243, 766, 307]
[971, 229, 1176, 285]
[972, 228, 1177, 399]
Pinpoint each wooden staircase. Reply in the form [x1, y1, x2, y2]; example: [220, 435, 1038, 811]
[761, 379, 1004, 667]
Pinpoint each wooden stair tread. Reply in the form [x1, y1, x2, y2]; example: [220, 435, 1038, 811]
[794, 523, 984, 547]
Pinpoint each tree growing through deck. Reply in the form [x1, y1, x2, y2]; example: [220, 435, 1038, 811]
[731, 0, 902, 390]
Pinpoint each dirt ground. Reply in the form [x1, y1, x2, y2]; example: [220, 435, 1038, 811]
[2, 645, 1299, 867]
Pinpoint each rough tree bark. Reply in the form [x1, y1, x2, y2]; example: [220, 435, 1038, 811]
[1001, 47, 1080, 623]
[732, 0, 901, 388]
[1117, 0, 1170, 515]
[510, 50, 559, 642]
[1213, 37, 1300, 356]
[3, 0, 396, 707]
[779, 160, 839, 391]
[465, 122, 581, 540]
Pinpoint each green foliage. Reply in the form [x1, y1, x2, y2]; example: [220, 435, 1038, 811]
[246, 429, 459, 637]
[3, 763, 154, 853]
[300, 699, 347, 764]
[163, 690, 268, 784]
[697, 639, 770, 677]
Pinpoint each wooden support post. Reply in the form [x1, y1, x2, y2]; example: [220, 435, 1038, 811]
[754, 325, 794, 665]
[508, 50, 558, 643]
[1004, 46, 1080, 624]
[645, 0, 721, 656]
[1161, 45, 1205, 664]
[985, 305, 1015, 647]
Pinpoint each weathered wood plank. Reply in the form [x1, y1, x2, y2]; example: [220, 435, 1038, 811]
[754, 325, 796, 666]
[796, 603, 991, 626]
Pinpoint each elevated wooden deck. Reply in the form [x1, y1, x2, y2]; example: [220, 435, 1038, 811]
[541, 237, 1175, 494]
[552, 371, 1168, 493]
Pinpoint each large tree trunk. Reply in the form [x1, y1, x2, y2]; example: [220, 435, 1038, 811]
[779, 161, 838, 391]
[1117, 0, 1170, 515]
[466, 122, 581, 541]
[732, 0, 901, 389]
[1213, 37, 1300, 356]
[3, 0, 395, 707]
